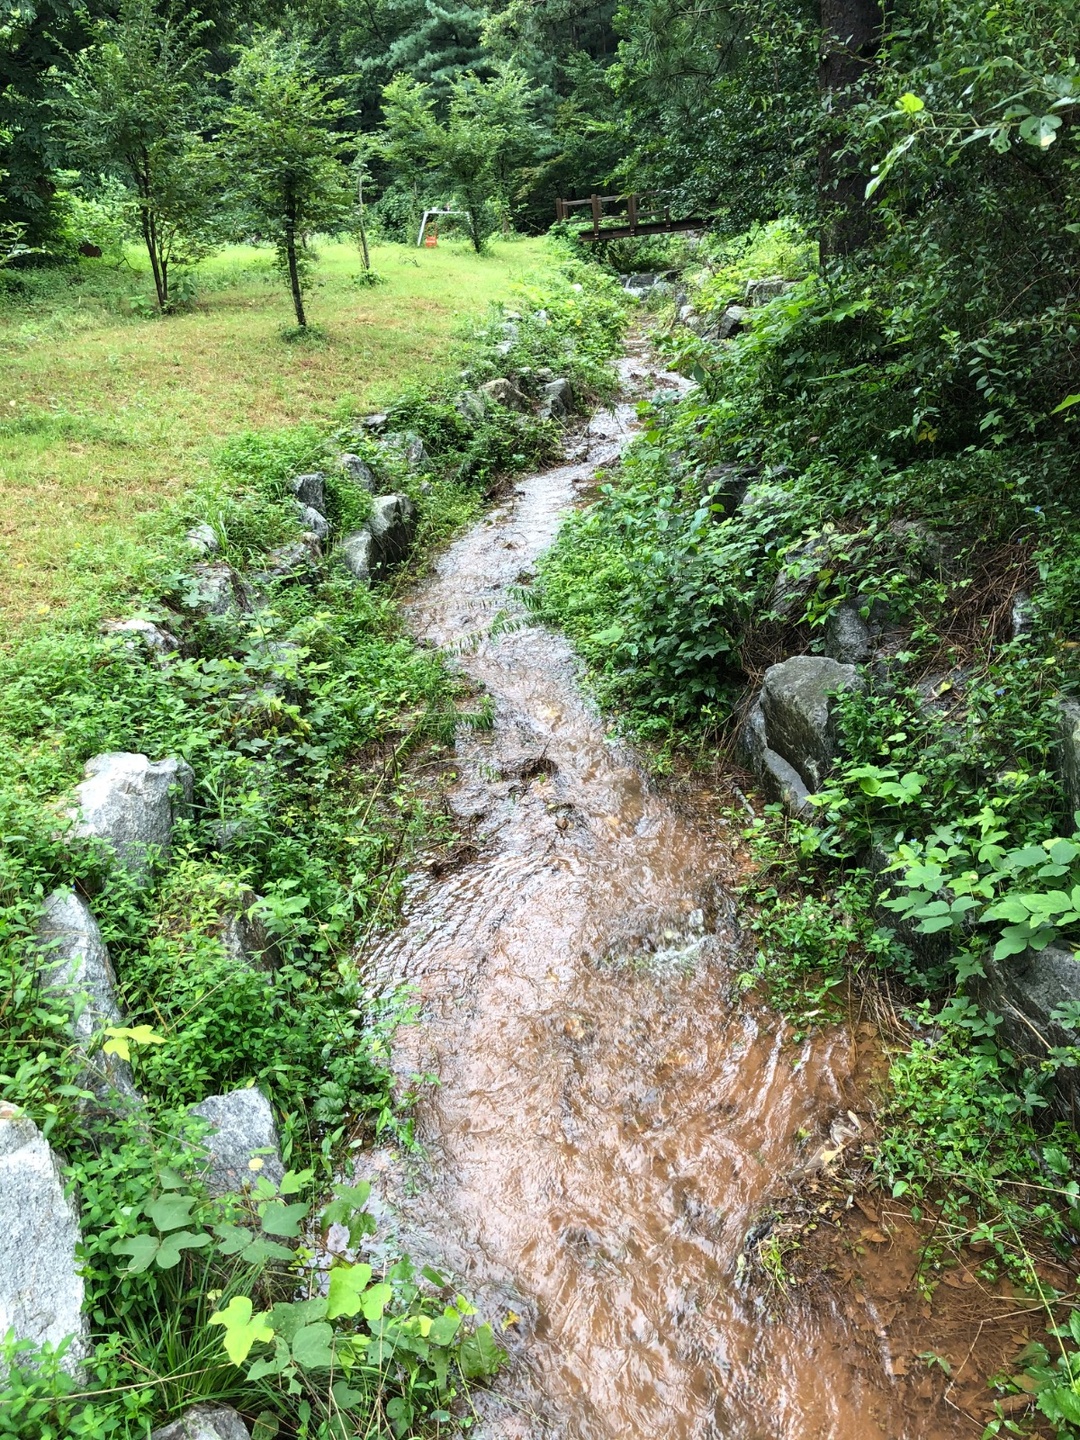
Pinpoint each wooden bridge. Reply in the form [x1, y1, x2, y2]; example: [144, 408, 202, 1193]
[554, 192, 707, 242]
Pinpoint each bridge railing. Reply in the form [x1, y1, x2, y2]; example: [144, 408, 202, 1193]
[554, 192, 674, 238]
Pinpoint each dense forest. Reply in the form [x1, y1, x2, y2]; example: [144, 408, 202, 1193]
[5, 0, 1080, 1436]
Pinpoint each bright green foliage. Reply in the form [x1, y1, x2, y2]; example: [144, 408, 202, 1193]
[56, 0, 219, 311]
[223, 33, 354, 327]
[380, 64, 538, 251]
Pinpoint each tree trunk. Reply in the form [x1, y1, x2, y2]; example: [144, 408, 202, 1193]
[284, 200, 306, 327]
[357, 171, 371, 271]
[136, 154, 168, 310]
[819, 0, 885, 263]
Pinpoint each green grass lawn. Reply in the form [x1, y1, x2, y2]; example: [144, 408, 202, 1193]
[0, 236, 554, 625]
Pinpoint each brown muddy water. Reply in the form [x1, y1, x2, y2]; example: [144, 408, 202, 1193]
[356, 347, 989, 1439]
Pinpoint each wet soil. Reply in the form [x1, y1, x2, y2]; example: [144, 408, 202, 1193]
[355, 345, 1029, 1439]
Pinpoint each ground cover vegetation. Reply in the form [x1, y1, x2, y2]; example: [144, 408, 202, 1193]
[0, 249, 626, 1436]
[8, 0, 1080, 1427]
[525, 0, 1080, 1429]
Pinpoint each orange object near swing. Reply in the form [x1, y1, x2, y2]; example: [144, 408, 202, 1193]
[424, 226, 438, 247]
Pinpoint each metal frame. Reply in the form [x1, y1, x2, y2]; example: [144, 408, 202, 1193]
[416, 208, 467, 247]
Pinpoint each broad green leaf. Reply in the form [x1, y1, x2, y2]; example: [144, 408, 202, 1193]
[146, 1194, 197, 1232]
[326, 1262, 374, 1320]
[260, 1200, 308, 1237]
[360, 1282, 393, 1323]
[896, 92, 925, 114]
[155, 1230, 211, 1268]
[268, 1297, 328, 1343]
[209, 1296, 275, 1366]
[1018, 113, 1062, 149]
[458, 1323, 503, 1380]
[291, 1321, 335, 1369]
[1052, 394, 1080, 415]
[112, 1235, 160, 1274]
[278, 1168, 314, 1197]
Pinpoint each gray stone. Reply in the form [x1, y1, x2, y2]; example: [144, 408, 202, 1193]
[219, 895, 278, 973]
[480, 378, 529, 413]
[185, 564, 247, 619]
[716, 305, 749, 340]
[742, 702, 813, 816]
[35, 890, 139, 1107]
[150, 1404, 251, 1440]
[824, 604, 872, 665]
[340, 529, 375, 585]
[256, 535, 322, 584]
[190, 1089, 284, 1197]
[701, 464, 753, 519]
[369, 493, 416, 569]
[760, 655, 861, 792]
[185, 523, 219, 556]
[744, 277, 791, 306]
[455, 390, 489, 427]
[71, 752, 194, 878]
[101, 618, 181, 656]
[339, 453, 378, 492]
[538, 378, 573, 421]
[384, 431, 428, 473]
[358, 412, 388, 434]
[973, 946, 1080, 1125]
[293, 502, 329, 541]
[291, 472, 326, 511]
[0, 1105, 88, 1373]
[1059, 699, 1080, 825]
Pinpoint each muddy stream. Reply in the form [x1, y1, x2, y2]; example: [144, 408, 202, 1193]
[357, 346, 988, 1440]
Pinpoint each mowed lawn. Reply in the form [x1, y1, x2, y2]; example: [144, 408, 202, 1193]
[0, 237, 554, 625]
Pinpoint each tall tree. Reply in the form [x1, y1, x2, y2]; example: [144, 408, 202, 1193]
[818, 0, 885, 260]
[224, 32, 354, 328]
[380, 63, 537, 251]
[57, 0, 219, 310]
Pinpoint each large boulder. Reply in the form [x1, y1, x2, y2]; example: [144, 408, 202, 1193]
[35, 890, 138, 1106]
[253, 535, 322, 586]
[384, 431, 428, 472]
[185, 523, 219, 556]
[742, 702, 812, 816]
[538, 378, 573, 421]
[0, 1105, 88, 1373]
[184, 564, 248, 619]
[339, 453, 378, 492]
[824, 604, 872, 666]
[190, 1089, 284, 1197]
[744, 277, 791, 306]
[339, 529, 375, 585]
[973, 946, 1080, 1125]
[71, 752, 194, 879]
[293, 503, 329, 541]
[369, 494, 415, 568]
[716, 305, 749, 339]
[151, 1405, 251, 1440]
[101, 618, 181, 658]
[479, 377, 529, 413]
[701, 464, 755, 520]
[755, 655, 862, 795]
[1059, 699, 1080, 824]
[291, 472, 326, 511]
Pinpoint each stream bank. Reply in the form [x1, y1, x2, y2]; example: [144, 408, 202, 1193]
[354, 343, 1031, 1439]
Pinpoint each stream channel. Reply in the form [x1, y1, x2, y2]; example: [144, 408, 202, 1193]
[357, 344, 978, 1440]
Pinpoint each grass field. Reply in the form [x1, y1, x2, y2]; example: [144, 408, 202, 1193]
[0, 236, 555, 625]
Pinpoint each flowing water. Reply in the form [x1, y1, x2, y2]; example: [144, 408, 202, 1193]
[358, 347, 978, 1440]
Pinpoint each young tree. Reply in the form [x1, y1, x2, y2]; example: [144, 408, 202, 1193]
[224, 33, 354, 328]
[57, 0, 219, 311]
[380, 63, 536, 252]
